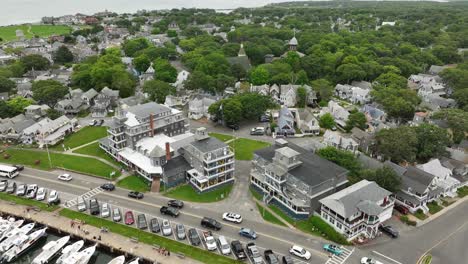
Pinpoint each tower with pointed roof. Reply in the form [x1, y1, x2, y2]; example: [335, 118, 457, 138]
[288, 29, 298, 51]
[238, 43, 246, 57]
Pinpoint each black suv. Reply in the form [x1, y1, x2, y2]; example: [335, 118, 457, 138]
[201, 217, 222, 231]
[168, 199, 184, 208]
[89, 198, 100, 215]
[128, 191, 144, 199]
[379, 225, 399, 238]
[150, 218, 160, 233]
[160, 206, 179, 217]
[188, 228, 201, 246]
[231, 240, 247, 260]
[264, 249, 280, 264]
[100, 183, 115, 191]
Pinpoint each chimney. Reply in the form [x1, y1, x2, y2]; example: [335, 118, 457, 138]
[165, 142, 171, 161]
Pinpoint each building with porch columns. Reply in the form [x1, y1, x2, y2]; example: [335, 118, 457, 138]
[319, 180, 394, 241]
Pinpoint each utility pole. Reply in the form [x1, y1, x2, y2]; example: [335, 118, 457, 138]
[43, 133, 52, 168]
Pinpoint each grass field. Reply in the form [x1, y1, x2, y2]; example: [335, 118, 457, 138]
[209, 133, 234, 142]
[73, 142, 120, 167]
[3, 149, 119, 179]
[50, 126, 108, 151]
[256, 202, 286, 227]
[164, 184, 233, 203]
[0, 192, 58, 212]
[59, 209, 241, 264]
[229, 138, 271, 160]
[117, 175, 150, 192]
[0, 25, 71, 42]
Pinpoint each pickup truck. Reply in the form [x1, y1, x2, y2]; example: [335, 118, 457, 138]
[202, 231, 217, 251]
[247, 242, 264, 264]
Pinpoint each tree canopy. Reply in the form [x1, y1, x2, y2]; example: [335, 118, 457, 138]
[32, 80, 69, 107]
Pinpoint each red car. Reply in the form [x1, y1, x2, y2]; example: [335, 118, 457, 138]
[125, 210, 135, 225]
[394, 204, 409, 215]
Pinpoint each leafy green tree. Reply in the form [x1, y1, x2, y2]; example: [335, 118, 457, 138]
[8, 61, 26, 77]
[414, 124, 450, 162]
[250, 66, 270, 85]
[230, 63, 247, 80]
[32, 80, 68, 107]
[143, 80, 176, 104]
[358, 167, 402, 192]
[46, 108, 62, 120]
[296, 86, 307, 108]
[317, 146, 362, 178]
[0, 77, 16, 93]
[336, 63, 366, 83]
[236, 93, 276, 120]
[6, 96, 35, 114]
[167, 30, 177, 38]
[222, 99, 243, 125]
[112, 73, 135, 98]
[195, 53, 230, 77]
[0, 101, 16, 118]
[53, 46, 74, 64]
[185, 71, 213, 91]
[432, 109, 468, 144]
[133, 54, 151, 73]
[374, 72, 407, 89]
[213, 74, 236, 93]
[295, 70, 309, 85]
[122, 38, 150, 57]
[319, 113, 336, 130]
[376, 126, 418, 163]
[20, 54, 50, 71]
[154, 58, 177, 83]
[312, 79, 334, 102]
[453, 88, 468, 111]
[345, 111, 367, 132]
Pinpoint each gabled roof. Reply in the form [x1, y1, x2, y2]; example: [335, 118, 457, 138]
[385, 161, 435, 194]
[82, 88, 98, 99]
[127, 102, 170, 118]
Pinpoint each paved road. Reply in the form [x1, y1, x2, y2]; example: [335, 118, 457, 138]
[7, 166, 331, 263]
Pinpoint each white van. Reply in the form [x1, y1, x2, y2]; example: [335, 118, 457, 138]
[77, 197, 87, 212]
[218, 236, 231, 255]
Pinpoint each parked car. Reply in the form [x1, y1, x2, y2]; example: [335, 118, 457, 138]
[128, 191, 144, 199]
[100, 183, 115, 191]
[0, 180, 8, 192]
[394, 204, 409, 215]
[6, 182, 16, 194]
[289, 245, 311, 260]
[125, 211, 135, 225]
[222, 212, 243, 223]
[259, 115, 270, 123]
[137, 214, 148, 229]
[246, 242, 264, 264]
[47, 190, 59, 205]
[112, 208, 121, 222]
[188, 228, 201, 246]
[149, 218, 160, 233]
[201, 217, 221, 230]
[379, 225, 399, 238]
[101, 203, 110, 218]
[323, 244, 342, 256]
[160, 206, 179, 217]
[227, 123, 239, 130]
[89, 119, 97, 126]
[26, 184, 38, 199]
[218, 236, 231, 255]
[167, 199, 184, 208]
[231, 240, 246, 260]
[361, 257, 384, 264]
[282, 255, 294, 264]
[16, 184, 26, 196]
[77, 197, 87, 212]
[89, 198, 100, 215]
[98, 119, 105, 126]
[250, 127, 265, 135]
[13, 165, 24, 171]
[58, 174, 72, 181]
[239, 227, 257, 239]
[35, 187, 46, 201]
[161, 220, 172, 236]
[264, 249, 280, 264]
[176, 224, 186, 240]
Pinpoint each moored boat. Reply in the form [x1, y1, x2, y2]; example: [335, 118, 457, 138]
[56, 239, 85, 264]
[32, 235, 70, 264]
[108, 255, 125, 264]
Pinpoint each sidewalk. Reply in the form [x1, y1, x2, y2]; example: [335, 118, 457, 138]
[0, 201, 201, 264]
[418, 195, 468, 226]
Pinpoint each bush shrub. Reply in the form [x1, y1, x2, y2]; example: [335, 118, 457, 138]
[308, 217, 351, 245]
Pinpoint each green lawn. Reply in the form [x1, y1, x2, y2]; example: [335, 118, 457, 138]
[457, 186, 468, 198]
[427, 201, 443, 215]
[0, 192, 58, 211]
[73, 142, 120, 167]
[50, 126, 108, 151]
[249, 187, 263, 201]
[164, 184, 232, 203]
[0, 25, 71, 42]
[413, 209, 428, 220]
[3, 149, 119, 179]
[256, 202, 287, 227]
[117, 175, 150, 192]
[230, 138, 271, 160]
[59, 209, 241, 264]
[209, 133, 234, 142]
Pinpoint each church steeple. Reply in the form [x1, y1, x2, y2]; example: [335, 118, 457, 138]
[288, 28, 298, 51]
[238, 43, 246, 57]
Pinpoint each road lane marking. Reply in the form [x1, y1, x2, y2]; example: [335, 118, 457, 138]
[19, 172, 329, 259]
[372, 251, 403, 264]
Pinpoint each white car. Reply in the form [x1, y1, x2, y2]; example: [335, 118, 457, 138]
[48, 190, 59, 204]
[35, 187, 46, 201]
[222, 212, 243, 223]
[101, 203, 110, 218]
[161, 220, 172, 236]
[289, 245, 311, 260]
[58, 174, 72, 181]
[361, 257, 383, 264]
